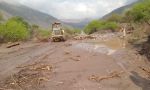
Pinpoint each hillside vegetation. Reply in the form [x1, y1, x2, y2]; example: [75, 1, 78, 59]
[124, 0, 150, 43]
[0, 15, 51, 43]
[83, 1, 141, 34]
[102, 0, 141, 19]
[85, 0, 150, 36]
[84, 20, 118, 34]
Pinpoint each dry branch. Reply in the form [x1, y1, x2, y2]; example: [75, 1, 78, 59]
[6, 43, 20, 48]
[89, 71, 124, 82]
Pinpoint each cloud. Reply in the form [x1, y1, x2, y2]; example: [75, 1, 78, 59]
[5, 0, 138, 20]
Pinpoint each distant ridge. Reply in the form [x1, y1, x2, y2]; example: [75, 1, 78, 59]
[102, 0, 141, 19]
[0, 1, 60, 28]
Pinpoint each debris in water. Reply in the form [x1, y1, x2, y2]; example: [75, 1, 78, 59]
[70, 57, 80, 61]
[64, 51, 71, 55]
[74, 35, 95, 40]
[0, 62, 53, 90]
[76, 55, 81, 57]
[89, 71, 124, 82]
[64, 43, 72, 47]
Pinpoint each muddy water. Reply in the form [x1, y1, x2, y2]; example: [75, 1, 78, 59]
[74, 37, 127, 55]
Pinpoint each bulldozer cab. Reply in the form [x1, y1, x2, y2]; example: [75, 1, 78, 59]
[52, 22, 64, 35]
[51, 22, 65, 42]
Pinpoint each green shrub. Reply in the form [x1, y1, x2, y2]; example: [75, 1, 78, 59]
[0, 17, 30, 42]
[0, 24, 5, 42]
[125, 0, 150, 24]
[106, 14, 123, 23]
[84, 20, 118, 34]
[0, 12, 3, 22]
[30, 24, 51, 40]
[84, 20, 102, 34]
[10, 16, 30, 28]
[72, 28, 81, 34]
[36, 29, 51, 39]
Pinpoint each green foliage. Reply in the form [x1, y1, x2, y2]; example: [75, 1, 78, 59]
[0, 17, 30, 42]
[125, 0, 150, 24]
[106, 14, 123, 23]
[0, 24, 5, 42]
[36, 29, 51, 39]
[64, 27, 75, 35]
[121, 0, 150, 43]
[84, 20, 118, 34]
[60, 26, 77, 38]
[72, 28, 81, 34]
[31, 24, 39, 30]
[30, 24, 40, 38]
[30, 24, 51, 40]
[9, 16, 30, 28]
[0, 12, 3, 21]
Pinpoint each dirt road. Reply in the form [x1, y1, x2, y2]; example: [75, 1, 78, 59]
[0, 33, 150, 90]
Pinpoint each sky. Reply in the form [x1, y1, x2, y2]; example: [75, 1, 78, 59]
[3, 0, 137, 20]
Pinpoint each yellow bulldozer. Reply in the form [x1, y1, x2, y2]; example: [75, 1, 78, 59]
[51, 22, 66, 42]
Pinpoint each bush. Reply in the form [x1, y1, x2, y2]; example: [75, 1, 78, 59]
[10, 16, 30, 28]
[125, 0, 150, 24]
[72, 28, 81, 34]
[0, 17, 30, 42]
[0, 12, 3, 22]
[0, 24, 5, 42]
[36, 29, 51, 39]
[106, 14, 123, 23]
[84, 20, 118, 34]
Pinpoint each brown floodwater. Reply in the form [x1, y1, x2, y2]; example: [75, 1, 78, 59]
[75, 37, 128, 55]
[88, 37, 127, 50]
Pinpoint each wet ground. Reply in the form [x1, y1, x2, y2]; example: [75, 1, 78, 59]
[0, 33, 150, 90]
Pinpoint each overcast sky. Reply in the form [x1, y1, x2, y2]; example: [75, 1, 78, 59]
[4, 0, 137, 20]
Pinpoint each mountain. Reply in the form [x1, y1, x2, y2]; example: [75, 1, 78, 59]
[62, 19, 91, 29]
[0, 1, 60, 28]
[102, 0, 141, 19]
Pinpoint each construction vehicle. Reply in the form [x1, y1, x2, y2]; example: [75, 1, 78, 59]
[51, 22, 66, 42]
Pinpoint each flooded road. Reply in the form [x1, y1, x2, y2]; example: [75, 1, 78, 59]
[75, 33, 128, 55]
[0, 33, 149, 90]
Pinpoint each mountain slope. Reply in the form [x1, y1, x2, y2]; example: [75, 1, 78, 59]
[63, 19, 91, 29]
[102, 0, 141, 19]
[0, 1, 59, 28]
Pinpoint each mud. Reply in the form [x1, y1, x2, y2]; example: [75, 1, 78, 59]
[0, 33, 149, 90]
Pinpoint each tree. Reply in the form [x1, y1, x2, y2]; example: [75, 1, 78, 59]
[84, 20, 101, 34]
[4, 17, 30, 42]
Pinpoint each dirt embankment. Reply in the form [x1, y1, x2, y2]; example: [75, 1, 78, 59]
[138, 36, 150, 62]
